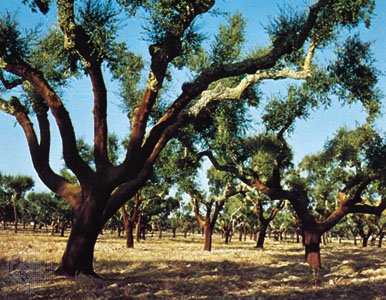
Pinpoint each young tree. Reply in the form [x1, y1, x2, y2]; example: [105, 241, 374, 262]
[0, 0, 376, 276]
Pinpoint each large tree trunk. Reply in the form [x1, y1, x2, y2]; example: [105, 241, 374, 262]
[55, 199, 103, 277]
[303, 230, 322, 269]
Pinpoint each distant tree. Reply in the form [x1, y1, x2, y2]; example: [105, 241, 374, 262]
[186, 170, 243, 251]
[120, 193, 143, 248]
[0, 173, 34, 232]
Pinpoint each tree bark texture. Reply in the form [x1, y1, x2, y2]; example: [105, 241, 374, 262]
[203, 224, 213, 252]
[303, 230, 322, 269]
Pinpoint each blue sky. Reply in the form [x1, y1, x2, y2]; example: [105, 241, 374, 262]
[0, 0, 385, 192]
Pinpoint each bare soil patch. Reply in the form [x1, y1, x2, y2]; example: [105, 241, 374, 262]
[0, 230, 385, 299]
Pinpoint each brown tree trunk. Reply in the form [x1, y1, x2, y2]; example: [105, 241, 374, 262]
[126, 222, 135, 248]
[256, 223, 268, 249]
[55, 197, 104, 277]
[224, 226, 231, 244]
[303, 230, 322, 269]
[203, 224, 213, 251]
[378, 231, 384, 248]
[157, 222, 162, 239]
[361, 228, 373, 247]
[362, 235, 370, 247]
[60, 222, 66, 237]
[238, 225, 243, 241]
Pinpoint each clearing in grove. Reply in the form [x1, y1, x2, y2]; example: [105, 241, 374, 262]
[0, 230, 385, 299]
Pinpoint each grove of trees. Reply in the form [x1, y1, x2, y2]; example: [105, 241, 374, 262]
[0, 0, 385, 278]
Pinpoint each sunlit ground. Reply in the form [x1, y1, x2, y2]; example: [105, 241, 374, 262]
[0, 229, 385, 299]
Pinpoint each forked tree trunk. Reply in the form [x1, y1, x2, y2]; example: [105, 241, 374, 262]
[303, 230, 322, 269]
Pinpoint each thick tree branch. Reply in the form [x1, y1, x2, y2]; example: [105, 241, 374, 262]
[89, 67, 110, 170]
[3, 61, 94, 183]
[0, 96, 82, 213]
[189, 190, 206, 227]
[125, 1, 216, 162]
[57, 0, 111, 170]
[268, 200, 285, 222]
[140, 3, 323, 163]
[349, 198, 386, 215]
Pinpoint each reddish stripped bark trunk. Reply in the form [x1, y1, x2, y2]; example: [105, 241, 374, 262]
[203, 223, 213, 251]
[55, 214, 102, 276]
[303, 230, 322, 269]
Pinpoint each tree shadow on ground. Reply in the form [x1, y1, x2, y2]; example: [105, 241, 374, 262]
[1, 237, 385, 300]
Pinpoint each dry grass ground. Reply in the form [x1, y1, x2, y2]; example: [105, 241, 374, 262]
[0, 229, 385, 299]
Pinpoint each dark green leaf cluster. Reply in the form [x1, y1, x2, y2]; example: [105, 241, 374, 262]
[0, 14, 33, 62]
[188, 13, 247, 72]
[263, 85, 317, 134]
[211, 13, 245, 65]
[0, 173, 34, 196]
[266, 6, 307, 50]
[30, 29, 80, 86]
[78, 0, 121, 62]
[298, 125, 385, 214]
[330, 35, 381, 118]
[154, 138, 201, 187]
[366, 134, 386, 185]
[247, 134, 293, 178]
[311, 0, 375, 44]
